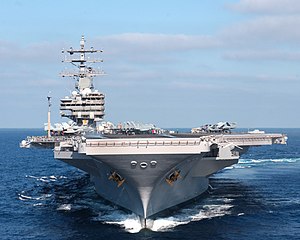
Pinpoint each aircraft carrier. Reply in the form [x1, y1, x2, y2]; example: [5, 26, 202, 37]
[25, 36, 287, 228]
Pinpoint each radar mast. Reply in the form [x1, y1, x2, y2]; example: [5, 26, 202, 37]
[60, 36, 105, 127]
[61, 35, 104, 92]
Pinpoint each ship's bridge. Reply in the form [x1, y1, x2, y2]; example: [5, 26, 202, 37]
[60, 89, 105, 126]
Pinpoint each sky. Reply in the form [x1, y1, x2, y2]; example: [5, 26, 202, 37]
[1, 0, 300, 128]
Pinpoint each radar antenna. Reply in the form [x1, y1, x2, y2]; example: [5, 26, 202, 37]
[61, 35, 104, 92]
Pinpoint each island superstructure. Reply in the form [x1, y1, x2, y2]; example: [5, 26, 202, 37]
[60, 36, 105, 127]
[20, 36, 105, 148]
[22, 36, 287, 228]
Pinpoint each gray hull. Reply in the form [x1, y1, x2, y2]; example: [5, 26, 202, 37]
[58, 151, 237, 218]
[55, 133, 286, 220]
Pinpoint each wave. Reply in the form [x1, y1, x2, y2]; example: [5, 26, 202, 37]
[239, 158, 300, 165]
[19, 172, 246, 233]
[19, 173, 87, 210]
[33, 203, 44, 207]
[57, 204, 72, 211]
[221, 158, 300, 173]
[150, 203, 234, 232]
[92, 198, 235, 233]
[18, 193, 52, 201]
[25, 175, 67, 183]
[18, 194, 32, 201]
[224, 165, 251, 170]
[92, 210, 143, 233]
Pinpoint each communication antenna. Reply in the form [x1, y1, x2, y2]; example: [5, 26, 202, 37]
[47, 92, 52, 138]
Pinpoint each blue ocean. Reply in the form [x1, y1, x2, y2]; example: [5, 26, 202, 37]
[0, 128, 299, 239]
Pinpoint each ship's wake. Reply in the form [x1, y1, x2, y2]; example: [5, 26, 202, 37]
[92, 157, 300, 233]
[17, 157, 299, 233]
[223, 157, 300, 170]
[18, 172, 237, 233]
[92, 198, 235, 233]
[239, 157, 300, 165]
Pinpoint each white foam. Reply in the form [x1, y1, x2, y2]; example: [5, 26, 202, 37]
[108, 217, 143, 233]
[18, 193, 52, 201]
[26, 175, 67, 182]
[150, 204, 234, 232]
[224, 166, 234, 170]
[151, 217, 189, 232]
[35, 194, 52, 200]
[18, 194, 32, 200]
[94, 212, 143, 233]
[239, 158, 300, 165]
[26, 175, 39, 179]
[234, 165, 250, 169]
[94, 202, 233, 233]
[223, 198, 233, 203]
[92, 200, 235, 233]
[192, 204, 233, 220]
[33, 203, 43, 206]
[57, 204, 72, 211]
[39, 177, 50, 182]
[224, 165, 249, 171]
[49, 176, 58, 181]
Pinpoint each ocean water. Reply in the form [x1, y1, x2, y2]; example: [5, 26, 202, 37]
[0, 128, 299, 239]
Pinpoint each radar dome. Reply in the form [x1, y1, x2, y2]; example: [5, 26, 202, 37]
[82, 88, 92, 95]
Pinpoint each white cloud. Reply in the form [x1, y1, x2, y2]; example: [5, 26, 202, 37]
[0, 39, 63, 64]
[223, 50, 300, 61]
[220, 15, 300, 46]
[0, 39, 67, 94]
[95, 33, 221, 52]
[172, 71, 299, 84]
[103, 33, 219, 48]
[228, 0, 300, 14]
[222, 1, 300, 49]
